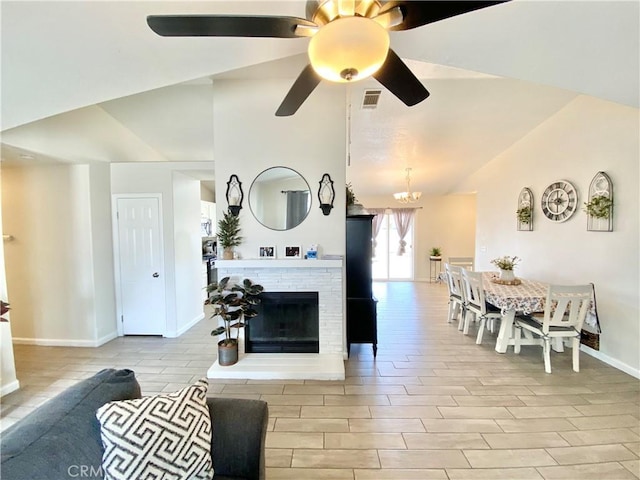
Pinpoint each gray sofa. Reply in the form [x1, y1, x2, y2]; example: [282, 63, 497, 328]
[1, 369, 268, 480]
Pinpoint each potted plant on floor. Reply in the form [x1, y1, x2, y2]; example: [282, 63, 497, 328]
[217, 211, 242, 260]
[206, 277, 264, 366]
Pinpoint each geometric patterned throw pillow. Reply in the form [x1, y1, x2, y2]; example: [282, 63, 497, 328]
[96, 378, 214, 480]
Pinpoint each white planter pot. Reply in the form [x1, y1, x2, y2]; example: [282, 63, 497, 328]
[500, 269, 515, 282]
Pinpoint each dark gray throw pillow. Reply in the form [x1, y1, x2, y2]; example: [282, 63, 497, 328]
[1, 368, 141, 480]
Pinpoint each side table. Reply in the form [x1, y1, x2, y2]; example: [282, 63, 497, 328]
[429, 256, 442, 283]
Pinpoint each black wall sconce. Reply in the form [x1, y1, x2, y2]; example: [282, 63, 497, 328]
[225, 174, 243, 216]
[318, 173, 335, 216]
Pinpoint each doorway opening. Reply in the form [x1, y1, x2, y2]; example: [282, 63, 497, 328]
[372, 211, 414, 280]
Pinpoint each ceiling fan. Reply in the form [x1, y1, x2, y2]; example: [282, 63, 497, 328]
[147, 1, 508, 116]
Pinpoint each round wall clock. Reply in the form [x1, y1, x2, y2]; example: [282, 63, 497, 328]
[541, 180, 578, 222]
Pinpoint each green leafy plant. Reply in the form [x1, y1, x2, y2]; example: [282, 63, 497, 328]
[429, 247, 442, 257]
[516, 205, 532, 224]
[217, 211, 242, 249]
[491, 255, 520, 271]
[207, 277, 264, 347]
[583, 194, 612, 219]
[346, 183, 357, 207]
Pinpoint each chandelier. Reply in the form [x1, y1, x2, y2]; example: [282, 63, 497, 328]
[393, 168, 422, 203]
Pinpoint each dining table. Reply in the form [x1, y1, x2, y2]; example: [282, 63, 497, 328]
[481, 272, 553, 354]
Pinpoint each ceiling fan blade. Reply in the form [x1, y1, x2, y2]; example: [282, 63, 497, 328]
[147, 15, 316, 38]
[378, 1, 509, 31]
[373, 49, 430, 107]
[276, 65, 322, 117]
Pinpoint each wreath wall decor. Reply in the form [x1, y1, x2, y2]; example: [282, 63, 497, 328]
[585, 172, 613, 232]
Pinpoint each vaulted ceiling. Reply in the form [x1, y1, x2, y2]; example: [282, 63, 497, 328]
[1, 1, 638, 197]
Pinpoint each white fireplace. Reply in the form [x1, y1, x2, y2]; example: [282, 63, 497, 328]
[207, 259, 345, 380]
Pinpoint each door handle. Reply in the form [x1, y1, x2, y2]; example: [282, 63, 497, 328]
[152, 272, 159, 278]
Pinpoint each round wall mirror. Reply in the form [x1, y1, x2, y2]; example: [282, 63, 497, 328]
[249, 167, 311, 231]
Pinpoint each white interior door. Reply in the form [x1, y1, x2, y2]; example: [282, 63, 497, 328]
[115, 196, 166, 335]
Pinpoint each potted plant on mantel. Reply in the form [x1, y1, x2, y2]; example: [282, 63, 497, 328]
[217, 211, 242, 260]
[206, 277, 264, 366]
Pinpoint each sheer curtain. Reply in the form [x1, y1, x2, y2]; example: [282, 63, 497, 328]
[368, 208, 386, 257]
[392, 208, 415, 255]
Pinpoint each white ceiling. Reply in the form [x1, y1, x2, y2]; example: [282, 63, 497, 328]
[1, 1, 638, 197]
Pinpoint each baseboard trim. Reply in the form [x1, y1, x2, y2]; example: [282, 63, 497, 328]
[166, 313, 205, 338]
[1, 380, 20, 397]
[13, 335, 116, 348]
[96, 331, 119, 347]
[581, 345, 640, 379]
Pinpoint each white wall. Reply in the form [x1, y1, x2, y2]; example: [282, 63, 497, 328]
[0, 168, 19, 396]
[172, 171, 205, 336]
[357, 194, 477, 281]
[212, 79, 347, 259]
[88, 163, 118, 342]
[110, 161, 215, 337]
[457, 95, 640, 376]
[2, 163, 115, 346]
[200, 184, 215, 203]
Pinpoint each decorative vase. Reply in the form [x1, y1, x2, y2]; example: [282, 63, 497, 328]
[222, 247, 234, 260]
[218, 339, 238, 366]
[499, 269, 515, 282]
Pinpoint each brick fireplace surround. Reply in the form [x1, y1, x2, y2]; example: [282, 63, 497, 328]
[207, 259, 345, 380]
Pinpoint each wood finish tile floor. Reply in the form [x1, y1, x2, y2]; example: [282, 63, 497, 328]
[2, 282, 639, 479]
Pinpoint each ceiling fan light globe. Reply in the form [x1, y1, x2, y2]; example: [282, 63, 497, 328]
[308, 16, 389, 83]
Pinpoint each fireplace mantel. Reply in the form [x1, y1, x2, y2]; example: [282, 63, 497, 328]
[215, 259, 342, 269]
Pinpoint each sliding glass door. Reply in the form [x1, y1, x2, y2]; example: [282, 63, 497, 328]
[371, 212, 414, 280]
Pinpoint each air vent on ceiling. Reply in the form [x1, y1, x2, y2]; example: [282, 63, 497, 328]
[361, 89, 382, 109]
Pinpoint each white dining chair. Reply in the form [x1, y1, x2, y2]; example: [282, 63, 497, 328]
[444, 263, 465, 325]
[461, 269, 502, 343]
[448, 257, 475, 271]
[513, 284, 592, 373]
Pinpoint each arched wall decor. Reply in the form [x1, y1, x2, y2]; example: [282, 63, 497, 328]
[586, 171, 614, 232]
[517, 187, 534, 231]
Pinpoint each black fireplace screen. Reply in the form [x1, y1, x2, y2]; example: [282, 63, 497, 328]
[245, 291, 319, 353]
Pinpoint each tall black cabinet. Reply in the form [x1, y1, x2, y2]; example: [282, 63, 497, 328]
[346, 215, 377, 356]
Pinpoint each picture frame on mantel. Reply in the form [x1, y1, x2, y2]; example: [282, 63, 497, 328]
[259, 246, 276, 258]
[284, 245, 302, 259]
